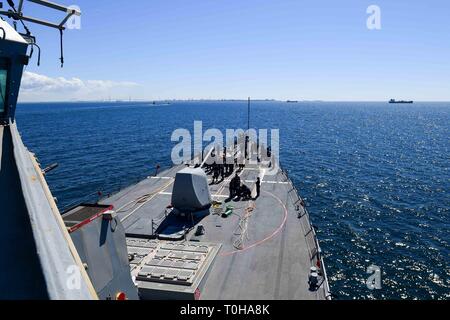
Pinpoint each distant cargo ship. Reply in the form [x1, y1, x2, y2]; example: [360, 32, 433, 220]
[151, 101, 171, 106]
[286, 100, 299, 103]
[389, 99, 413, 104]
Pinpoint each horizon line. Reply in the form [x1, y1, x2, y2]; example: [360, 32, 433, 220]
[17, 99, 450, 104]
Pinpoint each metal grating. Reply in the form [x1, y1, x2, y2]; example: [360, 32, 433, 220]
[62, 204, 111, 223]
[128, 247, 153, 257]
[160, 242, 210, 253]
[128, 238, 220, 290]
[127, 238, 158, 249]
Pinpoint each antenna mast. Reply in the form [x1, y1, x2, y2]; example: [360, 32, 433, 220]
[1, 0, 81, 30]
[247, 97, 251, 131]
[0, 0, 81, 67]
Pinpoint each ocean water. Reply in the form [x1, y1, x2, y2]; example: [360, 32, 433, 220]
[15, 101, 449, 300]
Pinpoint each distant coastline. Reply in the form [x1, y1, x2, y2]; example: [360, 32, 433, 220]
[17, 100, 450, 104]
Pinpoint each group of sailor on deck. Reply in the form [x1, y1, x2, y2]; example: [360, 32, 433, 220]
[204, 142, 264, 202]
[228, 174, 261, 201]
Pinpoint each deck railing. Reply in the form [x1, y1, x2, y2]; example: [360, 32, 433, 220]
[281, 168, 333, 300]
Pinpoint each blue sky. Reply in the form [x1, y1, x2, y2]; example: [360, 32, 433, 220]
[7, 0, 450, 101]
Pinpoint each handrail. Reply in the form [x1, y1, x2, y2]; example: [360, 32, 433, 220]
[283, 169, 333, 299]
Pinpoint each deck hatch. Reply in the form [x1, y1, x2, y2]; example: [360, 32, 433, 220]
[128, 247, 153, 257]
[127, 237, 221, 299]
[126, 238, 158, 249]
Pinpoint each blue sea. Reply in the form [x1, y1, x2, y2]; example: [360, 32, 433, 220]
[16, 101, 449, 300]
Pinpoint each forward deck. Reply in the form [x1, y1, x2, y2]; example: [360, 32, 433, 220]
[101, 160, 330, 300]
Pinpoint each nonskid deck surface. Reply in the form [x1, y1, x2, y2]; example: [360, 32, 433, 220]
[101, 161, 329, 300]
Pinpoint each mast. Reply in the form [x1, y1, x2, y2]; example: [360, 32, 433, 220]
[247, 97, 250, 131]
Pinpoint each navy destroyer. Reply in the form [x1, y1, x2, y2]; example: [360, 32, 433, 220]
[0, 1, 331, 300]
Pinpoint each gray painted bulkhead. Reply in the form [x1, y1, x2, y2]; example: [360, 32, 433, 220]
[66, 211, 139, 300]
[0, 19, 96, 300]
[0, 125, 49, 299]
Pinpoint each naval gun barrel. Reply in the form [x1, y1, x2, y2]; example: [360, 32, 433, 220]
[42, 162, 58, 174]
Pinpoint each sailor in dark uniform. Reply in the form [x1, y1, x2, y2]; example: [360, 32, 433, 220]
[240, 183, 252, 201]
[212, 162, 219, 184]
[255, 177, 261, 199]
[220, 163, 225, 181]
[229, 173, 241, 199]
